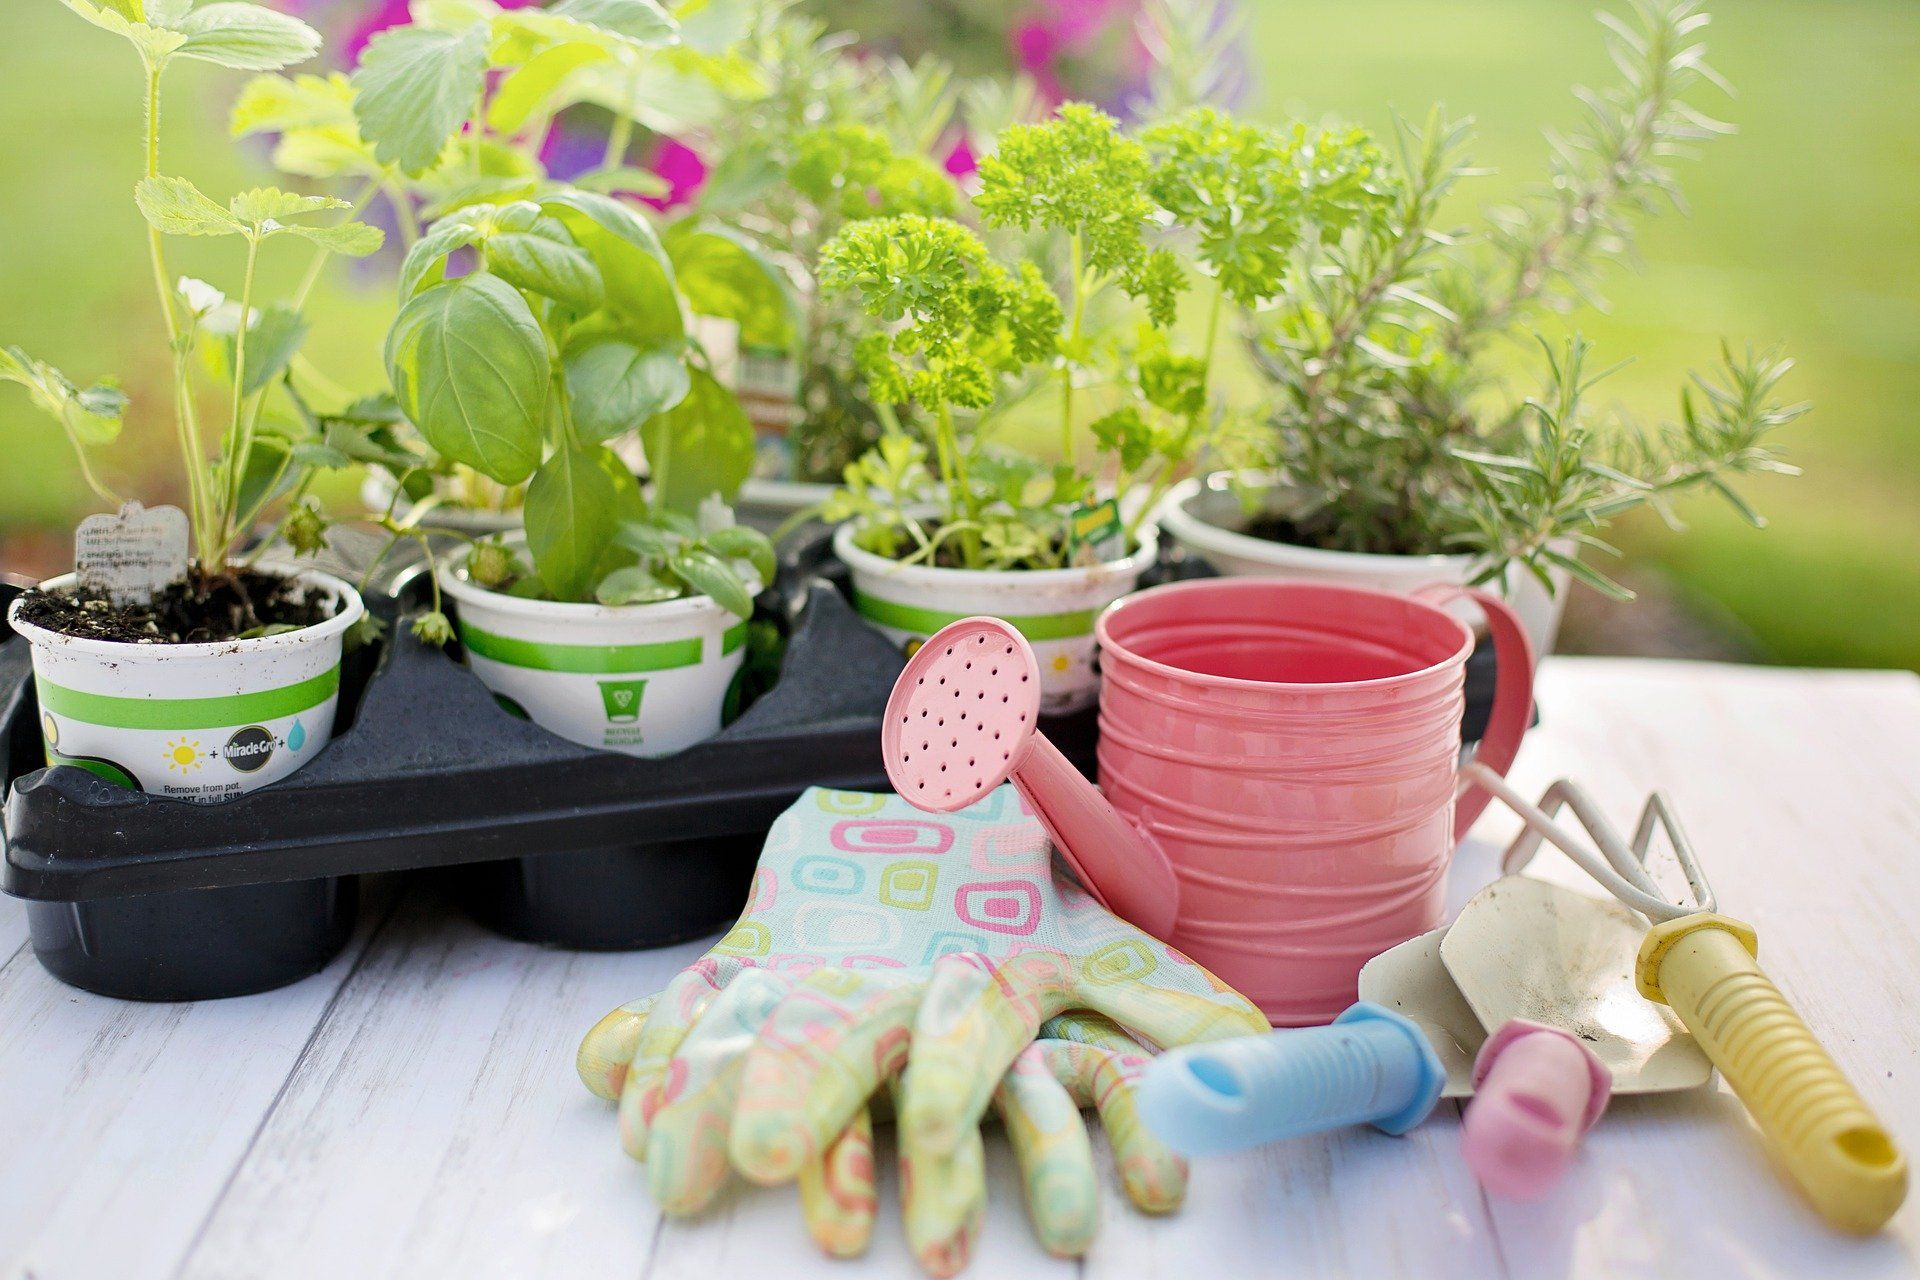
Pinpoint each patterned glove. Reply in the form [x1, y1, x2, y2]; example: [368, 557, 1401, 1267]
[577, 786, 1266, 1274]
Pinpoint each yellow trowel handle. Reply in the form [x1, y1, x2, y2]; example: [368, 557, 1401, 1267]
[1637, 913, 1907, 1233]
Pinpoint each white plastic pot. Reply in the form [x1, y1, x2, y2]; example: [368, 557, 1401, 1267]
[834, 522, 1157, 716]
[6, 566, 364, 802]
[1155, 473, 1571, 660]
[440, 553, 751, 758]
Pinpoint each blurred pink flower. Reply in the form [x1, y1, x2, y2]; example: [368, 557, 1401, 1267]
[943, 137, 978, 179]
[642, 138, 708, 210]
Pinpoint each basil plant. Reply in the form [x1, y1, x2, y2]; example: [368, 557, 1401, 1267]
[383, 186, 773, 610]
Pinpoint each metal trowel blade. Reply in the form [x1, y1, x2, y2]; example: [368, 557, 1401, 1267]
[1357, 928, 1481, 1099]
[1440, 876, 1712, 1095]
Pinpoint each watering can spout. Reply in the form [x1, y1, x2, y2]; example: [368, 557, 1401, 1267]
[882, 616, 1181, 939]
[1011, 727, 1181, 939]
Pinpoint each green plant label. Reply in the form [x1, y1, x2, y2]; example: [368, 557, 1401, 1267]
[598, 678, 647, 724]
[1066, 499, 1123, 559]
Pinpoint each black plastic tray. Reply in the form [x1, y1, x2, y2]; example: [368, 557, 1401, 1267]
[2, 576, 908, 999]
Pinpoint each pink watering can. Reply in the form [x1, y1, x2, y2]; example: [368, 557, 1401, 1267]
[882, 578, 1535, 1025]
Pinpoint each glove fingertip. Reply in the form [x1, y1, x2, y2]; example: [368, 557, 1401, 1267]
[1117, 1152, 1190, 1215]
[731, 1126, 808, 1187]
[802, 1115, 878, 1259]
[913, 1222, 978, 1280]
[577, 1007, 647, 1100]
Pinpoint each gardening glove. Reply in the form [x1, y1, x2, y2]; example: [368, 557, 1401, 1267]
[580, 1003, 1185, 1270]
[577, 785, 1266, 1273]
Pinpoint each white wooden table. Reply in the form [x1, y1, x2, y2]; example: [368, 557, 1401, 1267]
[3, 657, 1918, 1280]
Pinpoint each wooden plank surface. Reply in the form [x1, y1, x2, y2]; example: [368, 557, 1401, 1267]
[1, 659, 1916, 1280]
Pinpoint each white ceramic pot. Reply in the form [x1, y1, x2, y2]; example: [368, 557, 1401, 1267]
[834, 522, 1157, 716]
[440, 552, 751, 758]
[7, 566, 364, 802]
[1155, 472, 1571, 661]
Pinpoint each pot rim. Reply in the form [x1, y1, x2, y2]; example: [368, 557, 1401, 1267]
[438, 540, 756, 624]
[833, 518, 1159, 586]
[1096, 577, 1475, 695]
[6, 563, 365, 660]
[1158, 471, 1481, 574]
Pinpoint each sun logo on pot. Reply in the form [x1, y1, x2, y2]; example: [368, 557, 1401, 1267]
[164, 737, 204, 774]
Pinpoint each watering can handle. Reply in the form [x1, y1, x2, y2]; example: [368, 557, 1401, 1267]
[1444, 588, 1535, 844]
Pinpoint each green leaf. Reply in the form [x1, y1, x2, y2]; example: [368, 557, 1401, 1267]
[639, 366, 752, 517]
[384, 273, 549, 485]
[351, 23, 489, 176]
[595, 564, 681, 606]
[596, 446, 649, 522]
[564, 339, 690, 442]
[277, 219, 386, 257]
[612, 518, 677, 559]
[484, 224, 603, 311]
[58, 2, 188, 61]
[669, 548, 753, 618]
[540, 189, 672, 269]
[524, 444, 618, 602]
[268, 127, 381, 180]
[232, 433, 300, 517]
[571, 165, 672, 198]
[412, 0, 498, 29]
[174, 3, 321, 71]
[217, 303, 308, 395]
[230, 72, 356, 137]
[703, 525, 774, 586]
[664, 222, 797, 348]
[0, 346, 126, 446]
[419, 174, 540, 222]
[90, 0, 145, 21]
[550, 0, 677, 42]
[135, 175, 245, 237]
[230, 187, 348, 225]
[399, 218, 480, 298]
[542, 189, 681, 341]
[669, 0, 749, 53]
[487, 42, 609, 134]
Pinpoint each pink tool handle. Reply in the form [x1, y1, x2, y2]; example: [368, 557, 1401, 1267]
[1461, 1021, 1611, 1200]
[1428, 587, 1536, 843]
[1011, 729, 1180, 940]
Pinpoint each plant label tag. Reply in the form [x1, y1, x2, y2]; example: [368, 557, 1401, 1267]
[74, 501, 188, 605]
[1067, 499, 1124, 561]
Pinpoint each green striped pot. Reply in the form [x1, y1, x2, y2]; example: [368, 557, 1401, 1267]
[7, 567, 364, 802]
[834, 522, 1157, 716]
[441, 554, 752, 758]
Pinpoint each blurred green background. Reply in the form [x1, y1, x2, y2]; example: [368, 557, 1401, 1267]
[2, 0, 1916, 669]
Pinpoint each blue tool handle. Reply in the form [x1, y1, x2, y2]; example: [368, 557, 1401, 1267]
[1136, 1002, 1446, 1156]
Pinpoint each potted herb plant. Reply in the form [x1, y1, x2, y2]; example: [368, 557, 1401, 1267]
[232, 0, 797, 535]
[5, 0, 384, 802]
[1157, 0, 1807, 657]
[675, 23, 991, 514]
[821, 103, 1385, 713]
[381, 187, 775, 756]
